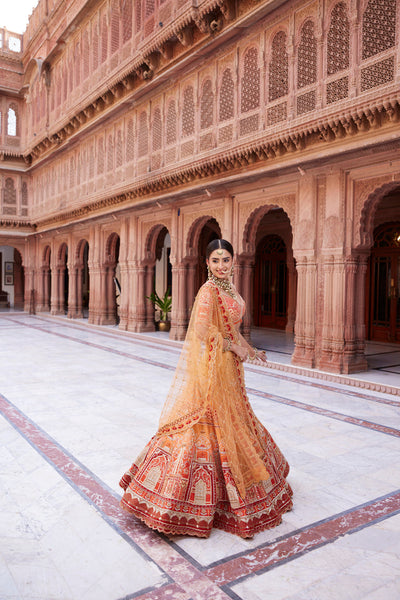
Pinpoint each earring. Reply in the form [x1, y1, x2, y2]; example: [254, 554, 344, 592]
[230, 265, 234, 276]
[207, 265, 212, 279]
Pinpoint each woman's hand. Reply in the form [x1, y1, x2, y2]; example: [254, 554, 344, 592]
[231, 343, 249, 362]
[253, 350, 268, 364]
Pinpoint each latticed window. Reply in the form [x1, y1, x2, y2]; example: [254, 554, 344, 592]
[111, 0, 120, 54]
[362, 0, 396, 60]
[361, 56, 394, 91]
[97, 138, 104, 173]
[145, 0, 155, 17]
[126, 119, 134, 160]
[152, 107, 162, 151]
[63, 65, 68, 102]
[74, 43, 81, 88]
[269, 31, 288, 102]
[69, 157, 75, 188]
[101, 15, 108, 62]
[92, 23, 99, 70]
[89, 145, 95, 178]
[138, 112, 148, 157]
[200, 80, 214, 129]
[121, 0, 133, 42]
[327, 3, 349, 75]
[135, 0, 142, 33]
[241, 48, 260, 113]
[297, 20, 317, 88]
[83, 31, 90, 80]
[182, 87, 195, 137]
[219, 69, 234, 122]
[22, 182, 28, 206]
[4, 178, 16, 204]
[166, 100, 177, 145]
[107, 135, 114, 170]
[116, 130, 123, 167]
[69, 50, 74, 93]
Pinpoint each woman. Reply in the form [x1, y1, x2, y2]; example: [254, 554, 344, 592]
[120, 239, 292, 538]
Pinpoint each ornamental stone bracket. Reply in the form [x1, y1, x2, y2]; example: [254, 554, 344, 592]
[32, 96, 400, 232]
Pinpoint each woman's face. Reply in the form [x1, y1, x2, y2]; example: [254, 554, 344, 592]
[207, 248, 233, 280]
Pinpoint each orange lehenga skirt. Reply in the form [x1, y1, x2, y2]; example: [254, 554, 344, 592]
[119, 407, 293, 538]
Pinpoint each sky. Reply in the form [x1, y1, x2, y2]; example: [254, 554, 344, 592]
[1, 0, 39, 34]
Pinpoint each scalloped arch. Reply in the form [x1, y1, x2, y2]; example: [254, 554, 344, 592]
[185, 215, 222, 258]
[357, 181, 400, 250]
[75, 239, 89, 262]
[105, 232, 120, 262]
[144, 223, 169, 260]
[57, 242, 68, 262]
[241, 200, 294, 255]
[42, 245, 51, 265]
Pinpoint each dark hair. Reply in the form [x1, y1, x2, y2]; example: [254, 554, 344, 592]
[206, 238, 234, 259]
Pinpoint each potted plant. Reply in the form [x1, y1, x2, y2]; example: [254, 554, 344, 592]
[147, 287, 172, 331]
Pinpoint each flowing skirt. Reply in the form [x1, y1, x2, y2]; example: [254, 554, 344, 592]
[120, 409, 293, 538]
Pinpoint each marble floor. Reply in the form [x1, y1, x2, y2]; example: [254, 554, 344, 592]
[0, 312, 399, 600]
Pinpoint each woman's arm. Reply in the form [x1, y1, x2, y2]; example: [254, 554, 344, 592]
[227, 332, 267, 363]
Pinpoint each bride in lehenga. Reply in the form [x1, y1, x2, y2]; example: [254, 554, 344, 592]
[120, 239, 293, 538]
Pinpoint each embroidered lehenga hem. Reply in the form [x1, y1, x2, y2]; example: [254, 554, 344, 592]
[119, 413, 293, 539]
[120, 473, 293, 539]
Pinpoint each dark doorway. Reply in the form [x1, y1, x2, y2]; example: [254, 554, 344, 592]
[254, 234, 288, 329]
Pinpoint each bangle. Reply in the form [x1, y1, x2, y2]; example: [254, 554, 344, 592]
[248, 348, 258, 362]
[223, 337, 232, 352]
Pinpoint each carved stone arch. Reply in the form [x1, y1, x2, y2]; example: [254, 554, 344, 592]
[185, 215, 222, 259]
[357, 180, 400, 250]
[105, 232, 120, 264]
[75, 238, 89, 267]
[144, 223, 169, 262]
[42, 245, 51, 267]
[267, 24, 290, 47]
[241, 201, 294, 256]
[57, 242, 68, 264]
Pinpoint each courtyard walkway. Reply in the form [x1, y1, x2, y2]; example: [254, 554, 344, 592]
[0, 312, 399, 600]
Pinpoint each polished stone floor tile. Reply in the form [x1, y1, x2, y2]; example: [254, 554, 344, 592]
[0, 313, 399, 600]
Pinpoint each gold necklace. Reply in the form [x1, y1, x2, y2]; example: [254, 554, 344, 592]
[209, 273, 237, 299]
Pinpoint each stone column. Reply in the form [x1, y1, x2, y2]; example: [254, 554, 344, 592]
[285, 258, 297, 333]
[292, 255, 316, 368]
[24, 266, 35, 313]
[105, 264, 117, 324]
[343, 254, 368, 372]
[319, 255, 334, 369]
[35, 268, 45, 312]
[169, 262, 187, 340]
[118, 260, 130, 330]
[58, 265, 66, 314]
[355, 254, 369, 367]
[75, 266, 84, 318]
[50, 266, 59, 315]
[145, 264, 156, 331]
[127, 263, 147, 332]
[67, 266, 78, 318]
[42, 268, 51, 312]
[118, 218, 130, 330]
[88, 264, 100, 324]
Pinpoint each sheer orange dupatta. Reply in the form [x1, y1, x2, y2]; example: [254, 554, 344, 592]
[158, 282, 270, 498]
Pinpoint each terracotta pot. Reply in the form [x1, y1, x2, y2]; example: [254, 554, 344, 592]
[158, 320, 171, 332]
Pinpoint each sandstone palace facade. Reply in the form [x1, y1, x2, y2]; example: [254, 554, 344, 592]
[0, 0, 399, 373]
